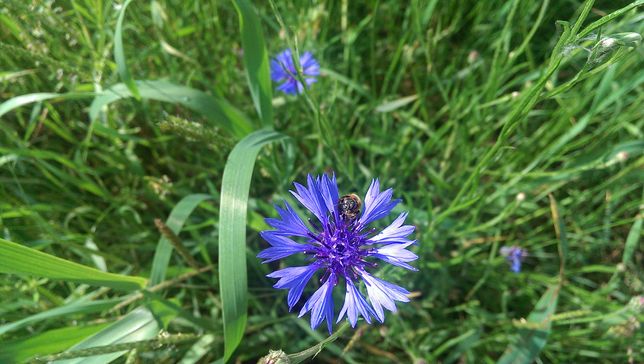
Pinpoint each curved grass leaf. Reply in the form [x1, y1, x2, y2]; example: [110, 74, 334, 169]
[233, 0, 273, 126]
[52, 306, 159, 364]
[149, 194, 213, 286]
[622, 212, 642, 266]
[218, 129, 287, 361]
[114, 0, 140, 99]
[0, 324, 109, 364]
[89, 80, 253, 138]
[0, 238, 146, 292]
[497, 285, 560, 364]
[0, 298, 121, 336]
[0, 92, 90, 119]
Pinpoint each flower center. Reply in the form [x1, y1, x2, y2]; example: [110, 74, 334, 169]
[310, 221, 370, 281]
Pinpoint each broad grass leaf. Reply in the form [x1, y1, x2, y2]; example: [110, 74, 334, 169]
[497, 285, 560, 364]
[149, 193, 212, 285]
[232, 0, 273, 126]
[0, 238, 146, 291]
[0, 92, 90, 118]
[90, 80, 253, 138]
[52, 306, 159, 364]
[218, 129, 286, 361]
[0, 324, 108, 364]
[622, 213, 642, 266]
[0, 298, 120, 336]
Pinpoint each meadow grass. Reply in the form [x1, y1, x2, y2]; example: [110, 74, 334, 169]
[0, 0, 642, 363]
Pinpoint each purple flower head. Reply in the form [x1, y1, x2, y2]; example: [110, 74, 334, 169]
[500, 246, 528, 273]
[259, 174, 418, 333]
[270, 49, 320, 95]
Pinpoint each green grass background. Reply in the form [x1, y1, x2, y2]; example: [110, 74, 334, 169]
[0, 0, 642, 363]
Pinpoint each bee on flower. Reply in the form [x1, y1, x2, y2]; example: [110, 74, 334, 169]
[258, 174, 418, 332]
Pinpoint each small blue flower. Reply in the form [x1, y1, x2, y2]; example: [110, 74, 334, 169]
[500, 246, 528, 273]
[270, 49, 320, 95]
[259, 174, 417, 332]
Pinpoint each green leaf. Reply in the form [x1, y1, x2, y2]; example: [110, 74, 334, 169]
[548, 194, 568, 275]
[90, 80, 253, 138]
[0, 324, 109, 364]
[218, 129, 287, 361]
[576, 0, 644, 39]
[149, 194, 212, 285]
[232, 0, 273, 126]
[179, 334, 216, 364]
[0, 92, 90, 119]
[375, 94, 418, 113]
[114, 0, 139, 99]
[0, 238, 146, 292]
[622, 212, 642, 266]
[0, 298, 121, 336]
[52, 306, 160, 364]
[497, 285, 560, 364]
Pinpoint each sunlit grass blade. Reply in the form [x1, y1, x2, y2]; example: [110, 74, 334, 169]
[0, 238, 146, 292]
[622, 209, 642, 266]
[549, 194, 568, 276]
[51, 306, 159, 364]
[90, 80, 253, 138]
[0, 324, 109, 364]
[0, 92, 90, 118]
[0, 298, 121, 336]
[114, 0, 140, 99]
[497, 285, 560, 364]
[218, 129, 287, 361]
[179, 334, 216, 364]
[232, 0, 273, 126]
[149, 194, 212, 285]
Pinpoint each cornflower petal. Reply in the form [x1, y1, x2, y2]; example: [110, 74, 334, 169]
[270, 49, 320, 95]
[367, 212, 415, 244]
[500, 246, 528, 273]
[301, 51, 320, 75]
[337, 279, 377, 327]
[319, 174, 340, 222]
[257, 232, 313, 263]
[369, 241, 419, 271]
[290, 174, 328, 225]
[267, 264, 320, 309]
[358, 179, 401, 228]
[299, 274, 336, 333]
[265, 201, 311, 237]
[360, 271, 410, 322]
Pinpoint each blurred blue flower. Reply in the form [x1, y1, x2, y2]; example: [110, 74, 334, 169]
[259, 174, 417, 332]
[500, 246, 528, 273]
[270, 49, 320, 95]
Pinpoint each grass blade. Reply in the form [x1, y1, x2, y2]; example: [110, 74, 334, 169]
[52, 306, 159, 364]
[149, 194, 212, 285]
[0, 324, 109, 364]
[232, 0, 273, 126]
[0, 92, 90, 118]
[497, 285, 560, 364]
[0, 298, 121, 336]
[0, 238, 146, 292]
[114, 0, 140, 99]
[218, 129, 286, 360]
[90, 80, 253, 138]
[622, 210, 642, 266]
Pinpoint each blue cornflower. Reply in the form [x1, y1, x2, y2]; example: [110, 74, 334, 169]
[500, 246, 528, 273]
[258, 174, 417, 333]
[270, 49, 320, 95]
